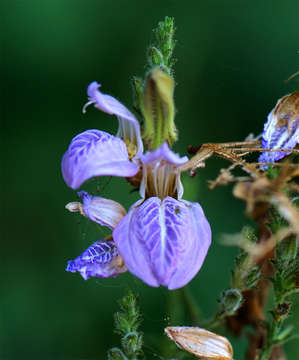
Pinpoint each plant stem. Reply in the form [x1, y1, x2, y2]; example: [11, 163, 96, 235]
[179, 287, 201, 326]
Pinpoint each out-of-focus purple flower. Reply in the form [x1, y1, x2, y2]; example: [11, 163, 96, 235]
[113, 143, 212, 290]
[259, 91, 299, 166]
[61, 83, 143, 190]
[66, 240, 127, 280]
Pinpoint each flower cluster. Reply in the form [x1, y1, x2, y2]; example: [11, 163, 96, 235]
[62, 78, 212, 290]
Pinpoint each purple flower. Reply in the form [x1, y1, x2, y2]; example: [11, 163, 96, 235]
[114, 197, 211, 289]
[61, 83, 142, 189]
[259, 91, 299, 166]
[113, 144, 211, 289]
[66, 240, 127, 280]
[62, 81, 212, 289]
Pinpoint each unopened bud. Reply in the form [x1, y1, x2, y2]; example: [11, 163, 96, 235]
[218, 289, 243, 317]
[276, 236, 298, 268]
[165, 326, 233, 360]
[142, 67, 177, 149]
[121, 331, 143, 356]
[107, 347, 128, 360]
[66, 191, 126, 230]
[148, 46, 165, 67]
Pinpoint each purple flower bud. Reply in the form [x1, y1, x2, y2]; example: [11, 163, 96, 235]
[61, 129, 139, 189]
[113, 197, 211, 290]
[259, 91, 299, 166]
[77, 191, 126, 229]
[66, 240, 127, 280]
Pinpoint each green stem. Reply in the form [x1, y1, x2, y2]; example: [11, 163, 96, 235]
[179, 287, 201, 326]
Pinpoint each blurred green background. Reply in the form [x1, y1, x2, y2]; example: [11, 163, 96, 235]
[3, 0, 299, 359]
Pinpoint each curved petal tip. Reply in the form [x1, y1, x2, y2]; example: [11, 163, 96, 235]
[140, 143, 188, 166]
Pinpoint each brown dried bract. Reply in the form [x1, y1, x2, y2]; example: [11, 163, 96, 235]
[273, 90, 299, 128]
[181, 139, 299, 179]
[233, 164, 299, 237]
[165, 326, 233, 360]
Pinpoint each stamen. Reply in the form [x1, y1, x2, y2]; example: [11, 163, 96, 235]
[144, 161, 179, 199]
[82, 100, 94, 114]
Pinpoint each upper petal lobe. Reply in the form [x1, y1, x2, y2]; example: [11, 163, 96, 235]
[86, 82, 139, 125]
[61, 129, 139, 189]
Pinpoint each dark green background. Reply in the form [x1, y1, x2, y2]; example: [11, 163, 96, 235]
[3, 0, 299, 359]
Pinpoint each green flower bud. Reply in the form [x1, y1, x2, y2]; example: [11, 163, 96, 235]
[148, 46, 165, 68]
[142, 67, 177, 150]
[276, 236, 298, 269]
[218, 289, 243, 318]
[107, 347, 128, 360]
[121, 331, 143, 356]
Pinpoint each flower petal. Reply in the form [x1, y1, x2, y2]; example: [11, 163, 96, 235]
[140, 143, 188, 199]
[86, 82, 138, 123]
[259, 91, 299, 165]
[113, 197, 211, 289]
[76, 191, 126, 229]
[85, 82, 143, 156]
[66, 240, 127, 280]
[61, 129, 139, 189]
[140, 142, 188, 166]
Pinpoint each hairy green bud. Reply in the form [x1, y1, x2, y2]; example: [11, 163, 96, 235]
[121, 331, 143, 357]
[108, 290, 144, 359]
[142, 67, 177, 149]
[217, 288, 243, 318]
[148, 16, 177, 75]
[107, 348, 128, 360]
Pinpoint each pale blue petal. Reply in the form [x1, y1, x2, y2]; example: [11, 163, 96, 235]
[61, 129, 139, 189]
[140, 142, 188, 166]
[113, 197, 211, 289]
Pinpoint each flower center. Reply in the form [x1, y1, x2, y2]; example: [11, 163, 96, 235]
[117, 118, 142, 158]
[143, 160, 180, 199]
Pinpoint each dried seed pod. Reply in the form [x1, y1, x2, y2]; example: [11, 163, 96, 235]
[165, 326, 233, 360]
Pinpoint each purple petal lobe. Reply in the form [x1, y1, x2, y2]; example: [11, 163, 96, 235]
[61, 129, 139, 189]
[113, 197, 211, 289]
[66, 240, 127, 280]
[86, 82, 138, 124]
[77, 191, 126, 229]
[140, 142, 188, 166]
